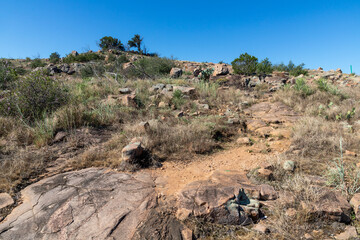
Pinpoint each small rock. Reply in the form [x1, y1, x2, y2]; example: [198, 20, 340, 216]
[259, 184, 277, 200]
[122, 62, 134, 70]
[257, 168, 274, 180]
[285, 208, 297, 217]
[122, 142, 144, 162]
[336, 68, 343, 74]
[71, 50, 79, 56]
[138, 122, 150, 133]
[158, 101, 167, 108]
[317, 67, 323, 71]
[252, 223, 270, 234]
[170, 68, 183, 78]
[121, 94, 137, 107]
[236, 137, 251, 145]
[53, 131, 68, 142]
[345, 150, 357, 157]
[350, 193, 360, 220]
[119, 88, 132, 94]
[0, 193, 14, 210]
[304, 233, 313, 240]
[335, 226, 357, 240]
[283, 160, 295, 171]
[175, 111, 184, 118]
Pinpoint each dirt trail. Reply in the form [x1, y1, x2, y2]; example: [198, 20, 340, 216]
[150, 101, 300, 196]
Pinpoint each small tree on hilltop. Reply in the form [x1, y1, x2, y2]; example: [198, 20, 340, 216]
[231, 53, 258, 75]
[256, 58, 273, 75]
[128, 34, 143, 53]
[98, 36, 125, 51]
[49, 52, 60, 64]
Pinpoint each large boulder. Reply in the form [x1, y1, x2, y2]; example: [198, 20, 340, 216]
[170, 68, 183, 78]
[212, 64, 229, 76]
[0, 193, 13, 210]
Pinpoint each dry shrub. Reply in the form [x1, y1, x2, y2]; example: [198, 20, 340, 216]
[0, 151, 47, 194]
[124, 117, 231, 158]
[268, 174, 324, 240]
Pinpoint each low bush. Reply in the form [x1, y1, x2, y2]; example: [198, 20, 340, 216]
[63, 52, 104, 63]
[293, 78, 314, 97]
[132, 57, 175, 79]
[273, 61, 307, 76]
[49, 52, 60, 64]
[0, 59, 18, 89]
[231, 53, 258, 75]
[30, 58, 45, 69]
[0, 72, 69, 122]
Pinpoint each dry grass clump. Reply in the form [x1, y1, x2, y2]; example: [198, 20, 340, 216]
[124, 116, 234, 159]
[267, 174, 324, 240]
[0, 150, 48, 194]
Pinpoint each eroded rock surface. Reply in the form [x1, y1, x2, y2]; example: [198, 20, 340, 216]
[0, 168, 157, 240]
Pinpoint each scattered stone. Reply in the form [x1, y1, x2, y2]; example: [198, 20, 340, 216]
[257, 168, 274, 180]
[71, 50, 79, 56]
[350, 193, 360, 220]
[121, 94, 137, 107]
[259, 184, 277, 200]
[53, 131, 68, 143]
[335, 226, 357, 240]
[283, 160, 295, 171]
[119, 88, 132, 94]
[170, 68, 183, 78]
[158, 101, 167, 108]
[345, 150, 357, 157]
[304, 233, 313, 240]
[252, 223, 270, 234]
[236, 137, 251, 145]
[138, 121, 150, 133]
[0, 193, 14, 210]
[122, 62, 134, 70]
[172, 86, 196, 97]
[285, 208, 297, 217]
[174, 111, 184, 118]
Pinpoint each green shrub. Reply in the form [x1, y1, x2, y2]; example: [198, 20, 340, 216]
[231, 53, 258, 75]
[316, 78, 343, 97]
[80, 64, 105, 78]
[30, 58, 45, 69]
[171, 90, 186, 109]
[49, 52, 60, 64]
[132, 57, 175, 78]
[273, 61, 307, 76]
[63, 52, 104, 63]
[0, 72, 69, 122]
[98, 36, 125, 51]
[199, 68, 214, 81]
[293, 78, 314, 97]
[0, 59, 18, 89]
[256, 58, 273, 75]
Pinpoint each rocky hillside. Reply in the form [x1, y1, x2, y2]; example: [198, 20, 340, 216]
[1, 51, 360, 239]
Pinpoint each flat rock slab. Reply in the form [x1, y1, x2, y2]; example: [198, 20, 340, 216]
[244, 102, 299, 124]
[0, 168, 156, 240]
[0, 193, 14, 210]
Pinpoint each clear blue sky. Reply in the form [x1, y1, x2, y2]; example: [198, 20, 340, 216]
[1, 0, 359, 73]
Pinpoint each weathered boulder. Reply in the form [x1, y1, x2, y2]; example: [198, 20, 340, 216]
[0, 169, 157, 240]
[335, 226, 357, 240]
[71, 50, 79, 56]
[170, 68, 183, 78]
[212, 64, 229, 76]
[119, 88, 132, 94]
[173, 86, 196, 97]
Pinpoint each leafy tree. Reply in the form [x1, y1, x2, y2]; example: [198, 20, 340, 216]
[98, 36, 125, 51]
[49, 52, 60, 64]
[256, 58, 273, 75]
[128, 34, 143, 53]
[231, 53, 258, 75]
